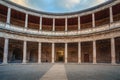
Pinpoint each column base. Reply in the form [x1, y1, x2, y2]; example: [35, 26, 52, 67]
[78, 62, 81, 64]
[22, 62, 27, 64]
[93, 62, 97, 64]
[2, 62, 8, 64]
[64, 61, 67, 64]
[38, 62, 41, 64]
[52, 62, 55, 64]
[111, 62, 117, 65]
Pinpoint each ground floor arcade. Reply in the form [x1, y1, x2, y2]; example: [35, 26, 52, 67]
[0, 37, 120, 64]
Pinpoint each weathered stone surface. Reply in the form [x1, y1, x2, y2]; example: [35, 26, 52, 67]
[40, 64, 68, 80]
[0, 64, 53, 80]
[65, 64, 120, 80]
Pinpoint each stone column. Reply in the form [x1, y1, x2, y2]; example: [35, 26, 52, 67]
[78, 42, 81, 64]
[3, 38, 9, 64]
[92, 13, 95, 28]
[110, 7, 113, 23]
[6, 7, 11, 24]
[52, 43, 55, 63]
[65, 18, 67, 31]
[22, 41, 27, 64]
[111, 38, 116, 64]
[65, 43, 68, 63]
[25, 14, 28, 28]
[78, 16, 80, 30]
[38, 42, 41, 63]
[40, 17, 42, 30]
[53, 18, 55, 31]
[93, 40, 97, 64]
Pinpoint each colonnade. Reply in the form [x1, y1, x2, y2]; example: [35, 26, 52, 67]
[2, 38, 116, 64]
[5, 6, 114, 31]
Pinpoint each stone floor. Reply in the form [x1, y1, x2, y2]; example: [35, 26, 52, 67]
[0, 63, 120, 80]
[65, 64, 120, 80]
[0, 63, 53, 80]
[40, 64, 67, 80]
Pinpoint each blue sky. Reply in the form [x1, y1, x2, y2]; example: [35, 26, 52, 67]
[9, 0, 109, 13]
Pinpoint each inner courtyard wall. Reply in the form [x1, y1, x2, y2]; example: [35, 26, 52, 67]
[0, 0, 120, 64]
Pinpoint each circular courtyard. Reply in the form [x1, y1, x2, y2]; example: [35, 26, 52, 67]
[0, 64, 120, 80]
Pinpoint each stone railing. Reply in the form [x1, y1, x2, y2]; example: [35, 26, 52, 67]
[81, 22, 92, 29]
[0, 14, 7, 23]
[95, 17, 110, 27]
[113, 14, 120, 21]
[55, 26, 65, 31]
[0, 21, 120, 36]
[0, 22, 6, 27]
[42, 25, 52, 31]
[11, 18, 25, 27]
[68, 25, 78, 31]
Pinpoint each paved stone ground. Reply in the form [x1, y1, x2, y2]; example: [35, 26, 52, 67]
[40, 64, 67, 80]
[0, 64, 120, 80]
[0, 64, 53, 80]
[65, 64, 120, 80]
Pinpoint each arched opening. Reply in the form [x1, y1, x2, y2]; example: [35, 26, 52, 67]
[11, 48, 22, 63]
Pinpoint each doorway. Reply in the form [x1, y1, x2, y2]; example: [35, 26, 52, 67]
[56, 51, 64, 62]
[84, 54, 89, 62]
[0, 47, 3, 62]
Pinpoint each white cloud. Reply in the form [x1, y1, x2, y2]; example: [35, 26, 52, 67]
[96, 0, 107, 3]
[9, 0, 109, 13]
[10, 0, 29, 7]
[9, 0, 44, 11]
[55, 0, 81, 9]
[91, 0, 107, 6]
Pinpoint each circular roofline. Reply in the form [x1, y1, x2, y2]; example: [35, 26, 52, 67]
[2, 0, 114, 16]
